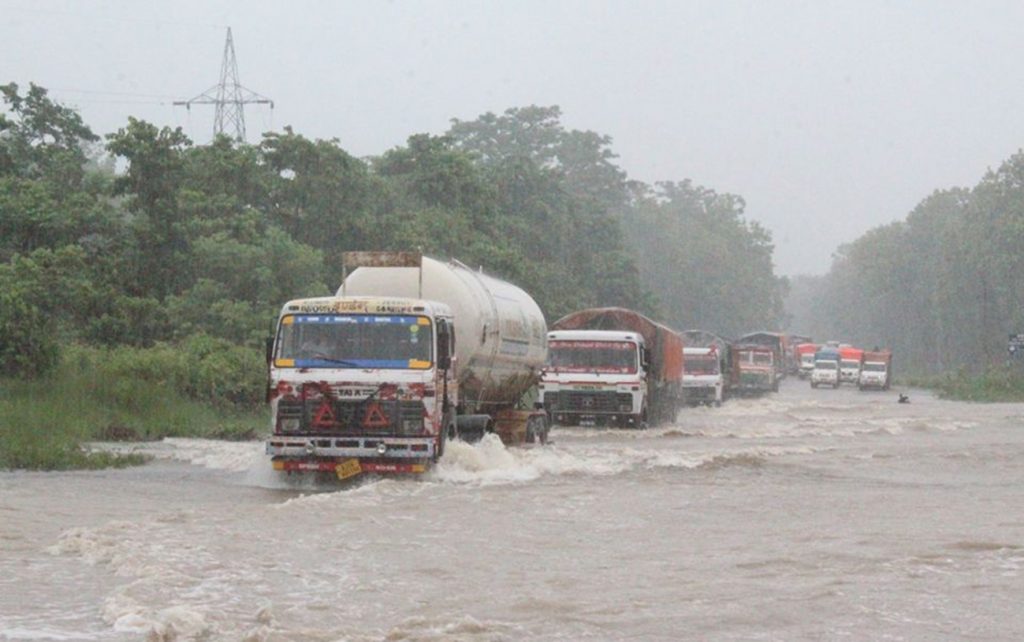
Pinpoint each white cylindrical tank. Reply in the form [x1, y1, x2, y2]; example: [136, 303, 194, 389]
[339, 257, 548, 411]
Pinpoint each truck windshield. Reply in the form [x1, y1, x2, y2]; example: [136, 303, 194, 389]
[800, 354, 815, 365]
[548, 340, 637, 374]
[815, 360, 838, 370]
[863, 362, 887, 372]
[275, 314, 432, 369]
[841, 360, 860, 368]
[741, 351, 772, 365]
[685, 355, 719, 375]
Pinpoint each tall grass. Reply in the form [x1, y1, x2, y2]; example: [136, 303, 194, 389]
[902, 366, 1024, 402]
[0, 342, 269, 470]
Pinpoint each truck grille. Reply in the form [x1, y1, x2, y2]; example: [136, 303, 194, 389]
[544, 391, 632, 413]
[276, 398, 425, 435]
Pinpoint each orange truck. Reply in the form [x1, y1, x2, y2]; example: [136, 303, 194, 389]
[858, 350, 893, 390]
[838, 347, 864, 385]
[795, 343, 819, 379]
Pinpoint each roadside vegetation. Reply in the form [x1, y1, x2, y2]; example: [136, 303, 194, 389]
[0, 343, 268, 470]
[788, 144, 1024, 375]
[901, 367, 1024, 403]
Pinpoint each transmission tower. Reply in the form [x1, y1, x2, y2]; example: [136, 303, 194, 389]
[174, 27, 273, 142]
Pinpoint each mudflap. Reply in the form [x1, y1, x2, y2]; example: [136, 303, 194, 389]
[494, 409, 549, 446]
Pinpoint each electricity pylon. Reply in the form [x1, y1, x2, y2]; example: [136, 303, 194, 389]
[174, 27, 273, 142]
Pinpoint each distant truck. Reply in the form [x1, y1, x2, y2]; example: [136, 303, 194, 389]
[547, 308, 685, 426]
[541, 329, 648, 428]
[682, 346, 724, 406]
[731, 343, 778, 394]
[265, 253, 549, 480]
[736, 332, 788, 381]
[838, 347, 864, 385]
[682, 329, 733, 403]
[787, 334, 813, 375]
[810, 346, 841, 389]
[858, 350, 893, 390]
[795, 343, 819, 379]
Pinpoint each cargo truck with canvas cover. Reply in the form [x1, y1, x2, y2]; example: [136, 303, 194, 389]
[858, 350, 892, 390]
[811, 346, 841, 388]
[736, 332, 788, 380]
[681, 330, 733, 381]
[548, 308, 685, 426]
[787, 335, 813, 375]
[730, 343, 778, 395]
[839, 346, 864, 385]
[682, 346, 724, 406]
[796, 343, 819, 379]
[541, 330, 647, 428]
[265, 253, 549, 479]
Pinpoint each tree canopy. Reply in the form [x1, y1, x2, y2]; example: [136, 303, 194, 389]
[1, 88, 788, 377]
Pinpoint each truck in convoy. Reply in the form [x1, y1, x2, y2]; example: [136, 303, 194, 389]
[541, 329, 647, 427]
[838, 347, 864, 385]
[796, 343, 819, 379]
[681, 329, 733, 405]
[787, 334, 813, 375]
[810, 346, 841, 389]
[736, 332, 788, 381]
[858, 350, 893, 390]
[264, 252, 549, 480]
[731, 343, 778, 394]
[682, 347, 724, 406]
[544, 308, 685, 427]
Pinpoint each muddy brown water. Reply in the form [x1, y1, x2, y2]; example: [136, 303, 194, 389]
[2, 380, 1023, 640]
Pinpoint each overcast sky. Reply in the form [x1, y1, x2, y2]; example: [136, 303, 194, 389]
[4, 0, 1023, 275]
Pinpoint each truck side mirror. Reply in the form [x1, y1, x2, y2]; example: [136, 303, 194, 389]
[641, 347, 651, 370]
[437, 321, 452, 371]
[265, 336, 275, 364]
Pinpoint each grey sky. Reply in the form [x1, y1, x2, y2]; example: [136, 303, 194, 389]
[4, 1, 1023, 275]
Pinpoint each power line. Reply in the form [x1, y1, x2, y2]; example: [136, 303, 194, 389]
[47, 87, 181, 100]
[4, 6, 225, 30]
[173, 27, 273, 142]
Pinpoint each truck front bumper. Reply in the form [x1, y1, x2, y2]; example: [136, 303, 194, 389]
[266, 435, 437, 461]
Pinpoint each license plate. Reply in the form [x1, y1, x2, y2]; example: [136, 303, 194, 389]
[336, 459, 362, 480]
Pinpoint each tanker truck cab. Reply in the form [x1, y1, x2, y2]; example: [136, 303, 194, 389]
[540, 330, 648, 428]
[266, 296, 456, 478]
[682, 347, 724, 406]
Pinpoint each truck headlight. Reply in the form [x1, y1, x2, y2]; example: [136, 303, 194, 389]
[376, 442, 388, 455]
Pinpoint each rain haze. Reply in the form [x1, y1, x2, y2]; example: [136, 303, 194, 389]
[5, 0, 1024, 275]
[9, 4, 1024, 640]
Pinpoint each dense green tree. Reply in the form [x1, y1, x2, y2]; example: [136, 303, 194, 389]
[793, 151, 1024, 373]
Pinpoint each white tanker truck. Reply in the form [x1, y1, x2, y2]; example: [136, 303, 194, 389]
[265, 252, 549, 479]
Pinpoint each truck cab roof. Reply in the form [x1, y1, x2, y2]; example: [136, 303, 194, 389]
[279, 296, 453, 319]
[547, 329, 643, 344]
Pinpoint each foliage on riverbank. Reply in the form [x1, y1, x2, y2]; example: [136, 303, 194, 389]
[0, 343, 267, 470]
[902, 367, 1024, 402]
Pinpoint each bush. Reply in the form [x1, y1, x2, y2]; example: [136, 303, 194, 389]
[906, 366, 1024, 402]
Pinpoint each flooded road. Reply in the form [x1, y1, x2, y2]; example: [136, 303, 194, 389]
[2, 380, 1024, 641]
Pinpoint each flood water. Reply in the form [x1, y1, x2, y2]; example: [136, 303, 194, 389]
[2, 380, 1023, 641]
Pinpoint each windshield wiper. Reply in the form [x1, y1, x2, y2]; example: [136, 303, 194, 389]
[313, 358, 362, 367]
